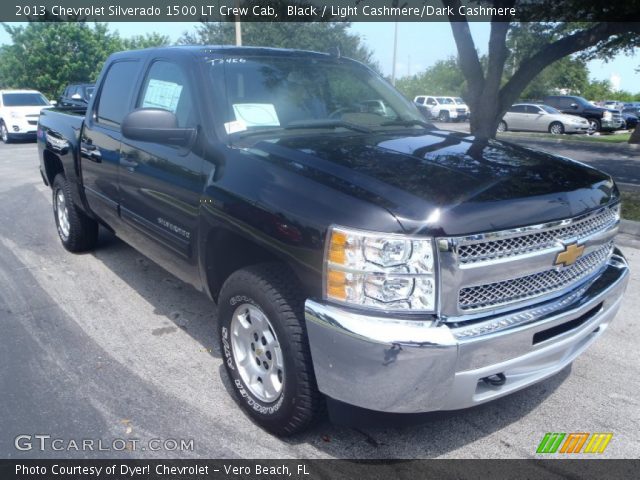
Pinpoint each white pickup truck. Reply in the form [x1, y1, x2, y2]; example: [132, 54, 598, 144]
[414, 95, 470, 122]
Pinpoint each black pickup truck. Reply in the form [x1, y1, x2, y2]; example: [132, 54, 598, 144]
[38, 46, 629, 436]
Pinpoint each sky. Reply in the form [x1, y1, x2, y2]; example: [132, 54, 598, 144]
[1, 22, 638, 91]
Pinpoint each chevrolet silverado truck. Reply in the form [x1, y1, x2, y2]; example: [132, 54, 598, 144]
[38, 47, 629, 436]
[544, 95, 623, 133]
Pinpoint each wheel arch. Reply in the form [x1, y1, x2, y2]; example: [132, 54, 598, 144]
[43, 149, 65, 185]
[202, 228, 305, 303]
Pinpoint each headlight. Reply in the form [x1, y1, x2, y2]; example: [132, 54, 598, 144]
[324, 226, 436, 313]
[10, 111, 22, 118]
[603, 111, 612, 120]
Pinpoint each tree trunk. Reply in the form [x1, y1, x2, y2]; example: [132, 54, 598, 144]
[630, 124, 640, 145]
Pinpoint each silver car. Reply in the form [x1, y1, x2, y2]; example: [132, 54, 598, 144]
[498, 103, 590, 134]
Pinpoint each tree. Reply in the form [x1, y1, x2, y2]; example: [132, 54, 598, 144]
[442, 0, 640, 140]
[0, 23, 169, 99]
[179, 22, 380, 72]
[395, 57, 467, 100]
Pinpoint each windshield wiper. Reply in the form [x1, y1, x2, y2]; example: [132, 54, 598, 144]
[285, 120, 372, 133]
[379, 119, 433, 129]
[230, 127, 286, 139]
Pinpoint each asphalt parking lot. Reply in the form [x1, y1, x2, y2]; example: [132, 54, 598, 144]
[1, 141, 639, 459]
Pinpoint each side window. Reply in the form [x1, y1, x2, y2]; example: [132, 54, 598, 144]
[96, 61, 141, 127]
[416, 97, 424, 105]
[525, 105, 541, 114]
[138, 61, 196, 128]
[427, 97, 436, 106]
[557, 98, 572, 109]
[509, 105, 526, 113]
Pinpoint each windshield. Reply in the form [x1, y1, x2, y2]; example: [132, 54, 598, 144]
[207, 55, 425, 135]
[437, 97, 455, 104]
[540, 105, 560, 114]
[2, 93, 49, 107]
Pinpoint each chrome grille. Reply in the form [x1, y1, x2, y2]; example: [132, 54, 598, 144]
[457, 206, 618, 264]
[458, 242, 612, 311]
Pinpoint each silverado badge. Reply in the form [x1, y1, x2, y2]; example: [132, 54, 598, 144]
[554, 243, 585, 267]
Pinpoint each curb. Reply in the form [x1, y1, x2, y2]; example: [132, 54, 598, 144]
[618, 183, 640, 194]
[620, 219, 640, 237]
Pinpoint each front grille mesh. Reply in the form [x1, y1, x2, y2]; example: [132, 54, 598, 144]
[458, 242, 612, 311]
[457, 207, 618, 264]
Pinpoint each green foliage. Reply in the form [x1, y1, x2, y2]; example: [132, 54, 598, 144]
[0, 23, 169, 99]
[395, 57, 466, 100]
[179, 22, 380, 72]
[519, 57, 589, 100]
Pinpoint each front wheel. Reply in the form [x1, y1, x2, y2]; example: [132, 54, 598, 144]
[52, 174, 99, 252]
[218, 264, 323, 436]
[497, 121, 507, 133]
[0, 121, 10, 143]
[549, 122, 564, 135]
[438, 110, 450, 122]
[588, 118, 601, 134]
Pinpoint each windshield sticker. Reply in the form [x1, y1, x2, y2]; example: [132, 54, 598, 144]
[142, 79, 183, 113]
[224, 119, 247, 134]
[232, 103, 280, 127]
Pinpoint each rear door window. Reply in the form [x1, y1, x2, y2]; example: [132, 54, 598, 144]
[96, 61, 141, 127]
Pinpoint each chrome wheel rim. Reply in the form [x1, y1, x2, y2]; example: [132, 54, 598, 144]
[497, 122, 506, 133]
[1, 124, 7, 142]
[588, 120, 598, 133]
[230, 303, 284, 403]
[550, 124, 562, 134]
[55, 188, 70, 239]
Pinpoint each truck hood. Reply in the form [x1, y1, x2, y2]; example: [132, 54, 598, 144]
[243, 130, 617, 236]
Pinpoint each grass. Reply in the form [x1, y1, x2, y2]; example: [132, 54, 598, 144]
[621, 191, 640, 222]
[499, 131, 633, 143]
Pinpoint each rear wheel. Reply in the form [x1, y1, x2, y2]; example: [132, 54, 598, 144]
[497, 121, 507, 133]
[549, 122, 564, 135]
[438, 110, 450, 122]
[52, 174, 99, 252]
[218, 264, 323, 436]
[0, 121, 11, 143]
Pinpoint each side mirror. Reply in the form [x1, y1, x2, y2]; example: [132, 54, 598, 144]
[121, 108, 195, 146]
[570, 103, 578, 109]
[49, 100, 57, 106]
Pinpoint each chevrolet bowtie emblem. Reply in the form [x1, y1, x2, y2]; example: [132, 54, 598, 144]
[554, 243, 585, 267]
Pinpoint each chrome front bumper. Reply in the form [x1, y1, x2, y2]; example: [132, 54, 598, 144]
[305, 250, 629, 413]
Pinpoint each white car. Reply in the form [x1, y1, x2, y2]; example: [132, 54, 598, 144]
[414, 95, 469, 122]
[498, 103, 590, 135]
[0, 89, 54, 143]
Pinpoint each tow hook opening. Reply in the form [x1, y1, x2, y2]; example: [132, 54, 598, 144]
[482, 373, 506, 387]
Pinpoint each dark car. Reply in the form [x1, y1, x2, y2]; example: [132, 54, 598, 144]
[622, 107, 640, 130]
[37, 46, 629, 436]
[621, 111, 639, 130]
[58, 83, 95, 107]
[544, 95, 623, 133]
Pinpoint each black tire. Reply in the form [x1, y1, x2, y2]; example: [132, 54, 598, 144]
[497, 121, 508, 133]
[52, 174, 99, 252]
[218, 264, 323, 436]
[588, 118, 601, 134]
[0, 121, 11, 143]
[549, 122, 564, 135]
[438, 110, 450, 122]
